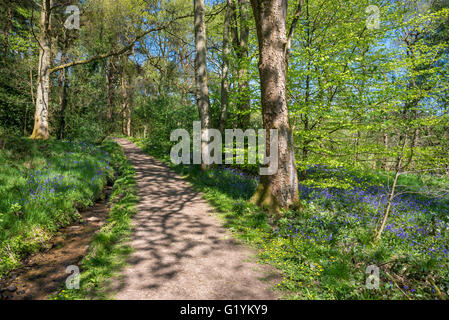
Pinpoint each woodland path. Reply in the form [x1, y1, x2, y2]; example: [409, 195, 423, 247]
[111, 138, 280, 300]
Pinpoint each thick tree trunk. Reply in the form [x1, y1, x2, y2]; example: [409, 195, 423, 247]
[30, 0, 52, 140]
[249, 0, 300, 213]
[194, 0, 211, 170]
[219, 2, 231, 133]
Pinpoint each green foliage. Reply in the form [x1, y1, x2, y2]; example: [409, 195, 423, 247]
[138, 138, 449, 300]
[0, 137, 114, 276]
[1, 0, 449, 301]
[133, 95, 198, 156]
[51, 139, 138, 300]
[64, 113, 108, 144]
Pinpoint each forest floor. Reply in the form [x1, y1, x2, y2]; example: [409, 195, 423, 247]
[0, 185, 112, 300]
[108, 138, 280, 299]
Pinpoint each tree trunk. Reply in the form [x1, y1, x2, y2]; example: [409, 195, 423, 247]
[300, 114, 309, 182]
[381, 132, 389, 171]
[25, 42, 35, 136]
[3, 6, 12, 60]
[374, 134, 407, 242]
[354, 131, 361, 162]
[30, 0, 52, 140]
[374, 168, 400, 242]
[121, 62, 130, 136]
[229, 0, 251, 128]
[127, 103, 131, 136]
[106, 58, 114, 122]
[237, 0, 250, 128]
[249, 0, 300, 213]
[57, 66, 67, 140]
[219, 1, 231, 133]
[194, 0, 211, 170]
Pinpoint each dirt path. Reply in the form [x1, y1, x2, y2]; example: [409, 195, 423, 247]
[111, 138, 280, 300]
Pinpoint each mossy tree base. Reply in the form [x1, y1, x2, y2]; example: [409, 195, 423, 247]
[250, 177, 303, 216]
[30, 131, 50, 140]
[30, 119, 50, 140]
[250, 181, 281, 215]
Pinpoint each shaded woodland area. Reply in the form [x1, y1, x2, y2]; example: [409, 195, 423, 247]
[1, 0, 449, 300]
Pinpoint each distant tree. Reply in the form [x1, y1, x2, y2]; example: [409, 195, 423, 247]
[194, 0, 211, 170]
[30, 0, 52, 140]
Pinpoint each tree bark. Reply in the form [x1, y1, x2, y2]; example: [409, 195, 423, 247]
[121, 61, 130, 136]
[57, 31, 68, 140]
[249, 0, 300, 213]
[219, 1, 232, 133]
[26, 41, 35, 136]
[30, 0, 52, 140]
[106, 58, 114, 122]
[57, 65, 67, 140]
[194, 0, 211, 170]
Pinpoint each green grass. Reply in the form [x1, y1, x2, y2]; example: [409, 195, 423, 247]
[0, 136, 114, 276]
[52, 139, 138, 300]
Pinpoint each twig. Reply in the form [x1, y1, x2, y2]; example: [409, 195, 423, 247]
[428, 277, 447, 300]
[384, 271, 412, 300]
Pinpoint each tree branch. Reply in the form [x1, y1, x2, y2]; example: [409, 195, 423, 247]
[49, 14, 192, 74]
[285, 0, 303, 61]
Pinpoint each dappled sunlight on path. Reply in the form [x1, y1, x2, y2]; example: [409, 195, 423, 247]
[111, 138, 279, 300]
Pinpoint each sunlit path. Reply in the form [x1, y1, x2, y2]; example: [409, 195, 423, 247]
[111, 138, 279, 300]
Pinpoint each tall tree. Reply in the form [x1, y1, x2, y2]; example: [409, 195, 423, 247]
[30, 0, 52, 140]
[194, 0, 211, 170]
[229, 0, 251, 128]
[2, 4, 12, 60]
[249, 0, 301, 213]
[121, 56, 131, 137]
[219, 0, 232, 133]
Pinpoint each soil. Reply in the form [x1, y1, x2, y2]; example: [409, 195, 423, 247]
[0, 186, 112, 300]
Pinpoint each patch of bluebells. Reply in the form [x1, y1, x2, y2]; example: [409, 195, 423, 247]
[198, 166, 258, 199]
[298, 166, 449, 260]
[24, 170, 67, 203]
[18, 141, 112, 207]
[223, 167, 262, 196]
[215, 164, 449, 262]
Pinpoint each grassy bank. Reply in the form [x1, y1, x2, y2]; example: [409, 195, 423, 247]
[53, 139, 138, 300]
[0, 137, 114, 276]
[134, 138, 449, 300]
